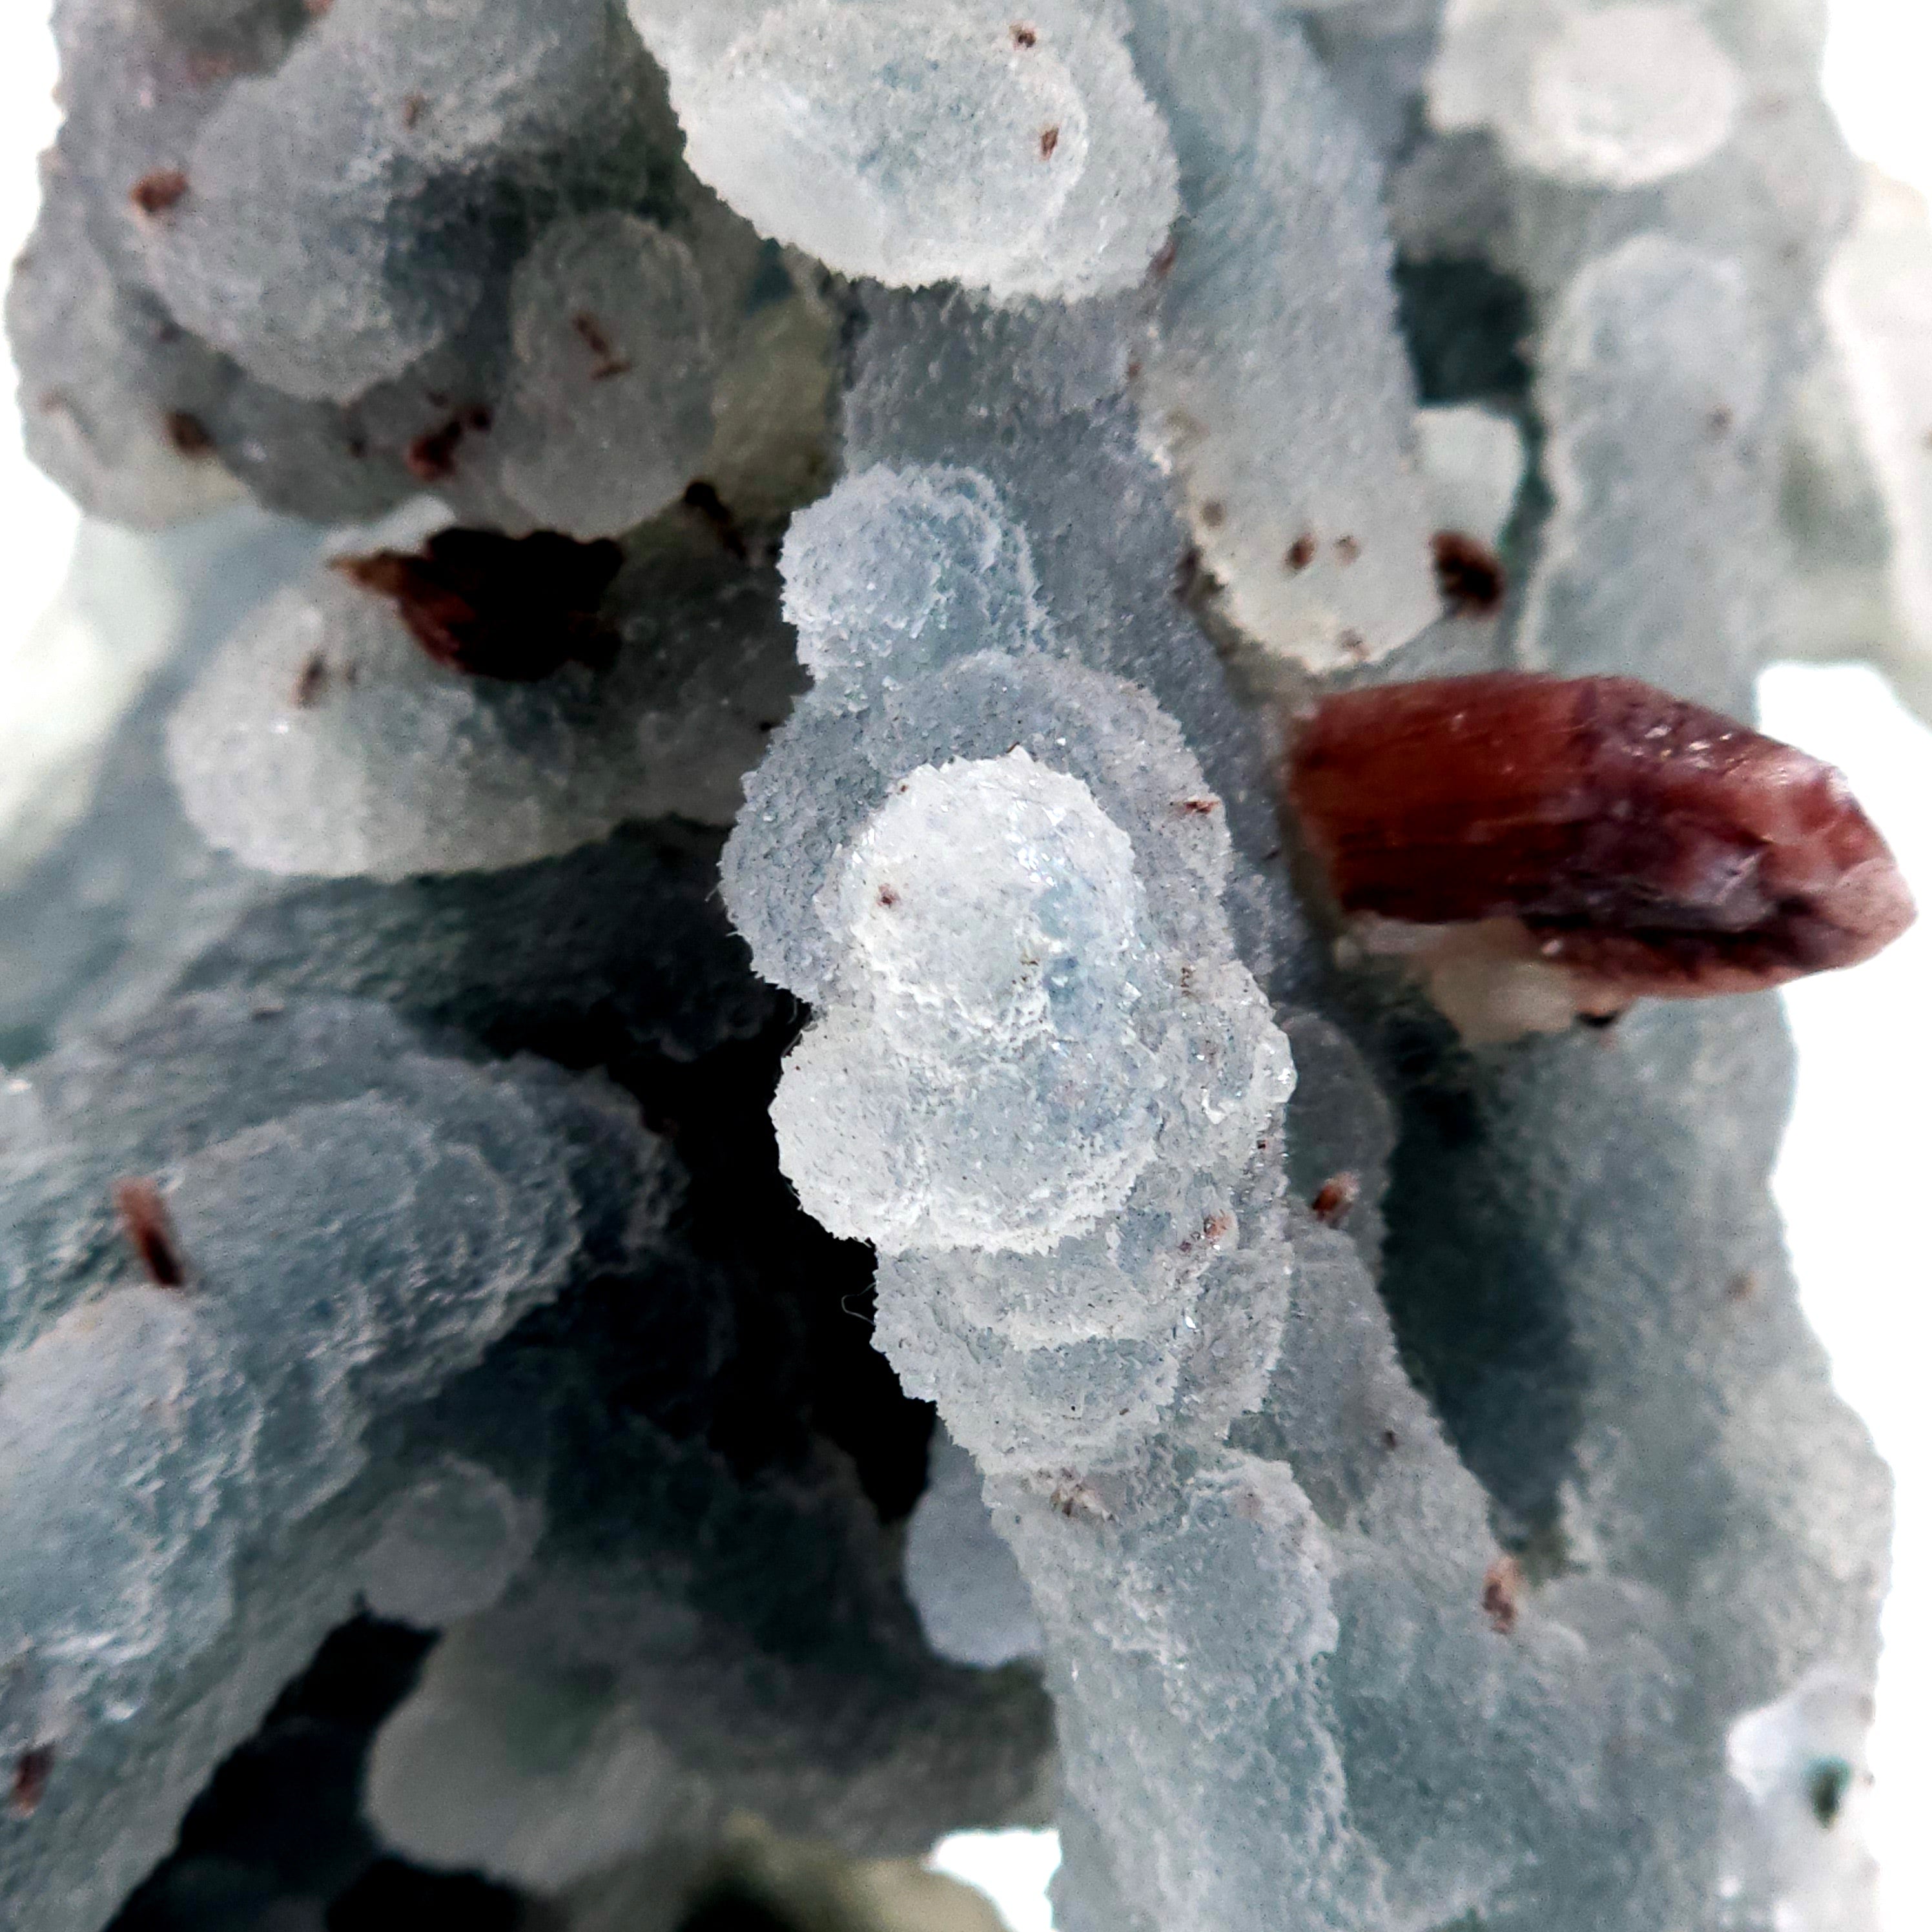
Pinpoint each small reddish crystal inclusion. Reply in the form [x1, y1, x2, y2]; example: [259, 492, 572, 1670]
[112, 1177, 187, 1289]
[7, 1744, 53, 1818]
[1309, 1173, 1361, 1227]
[1286, 672, 1915, 1007]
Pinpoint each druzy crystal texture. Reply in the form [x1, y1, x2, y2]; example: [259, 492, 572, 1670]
[3, 3, 1925, 1930]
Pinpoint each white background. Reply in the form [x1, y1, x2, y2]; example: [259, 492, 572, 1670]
[0, 8, 1926, 1930]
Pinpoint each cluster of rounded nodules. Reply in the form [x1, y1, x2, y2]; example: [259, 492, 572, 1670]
[165, 503, 804, 881]
[0, 6, 1918, 1927]
[20, 0, 1884, 907]
[18, 0, 1914, 1335]
[729, 460, 1915, 1475]
[717, 461, 1904, 1929]
[0, 994, 665, 1783]
[21, 0, 726, 533]
[723, 462, 1294, 1471]
[14, 0, 1767, 652]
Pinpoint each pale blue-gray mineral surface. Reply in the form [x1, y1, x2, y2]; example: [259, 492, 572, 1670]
[2, 2, 1924, 1929]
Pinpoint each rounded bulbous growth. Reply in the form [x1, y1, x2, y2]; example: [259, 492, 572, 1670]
[774, 749, 1163, 1254]
[645, 0, 1179, 300]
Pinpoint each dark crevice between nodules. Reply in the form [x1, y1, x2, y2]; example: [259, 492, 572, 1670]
[1393, 258, 1535, 407]
[100, 832, 947, 1929]
[1343, 991, 1592, 1561]
[102, 1616, 531, 1932]
[505, 992, 936, 1527]
[677, 1887, 807, 1932]
[333, 529, 625, 682]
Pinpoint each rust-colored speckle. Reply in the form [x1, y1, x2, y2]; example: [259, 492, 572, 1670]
[1310, 1172, 1361, 1228]
[291, 652, 330, 709]
[1286, 533, 1317, 572]
[1012, 23, 1038, 47]
[1039, 125, 1060, 159]
[333, 529, 624, 681]
[1150, 236, 1178, 282]
[130, 169, 189, 216]
[164, 411, 215, 458]
[1482, 1554, 1522, 1636]
[877, 887, 899, 908]
[1430, 531, 1506, 617]
[1048, 1471, 1113, 1523]
[402, 91, 427, 129]
[113, 1178, 186, 1290]
[1286, 672, 1917, 1006]
[8, 1747, 54, 1820]
[404, 418, 468, 483]
[1726, 1268, 1763, 1304]
[1177, 797, 1218, 816]
[1200, 499, 1226, 529]
[571, 312, 632, 382]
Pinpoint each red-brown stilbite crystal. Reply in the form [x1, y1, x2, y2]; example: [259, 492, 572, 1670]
[1286, 672, 1916, 1036]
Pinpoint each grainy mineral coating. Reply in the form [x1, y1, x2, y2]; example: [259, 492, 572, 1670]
[628, 0, 1180, 301]
[0, 1, 1920, 1928]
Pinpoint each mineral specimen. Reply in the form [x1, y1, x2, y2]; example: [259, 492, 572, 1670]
[1, 1, 1924, 1929]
